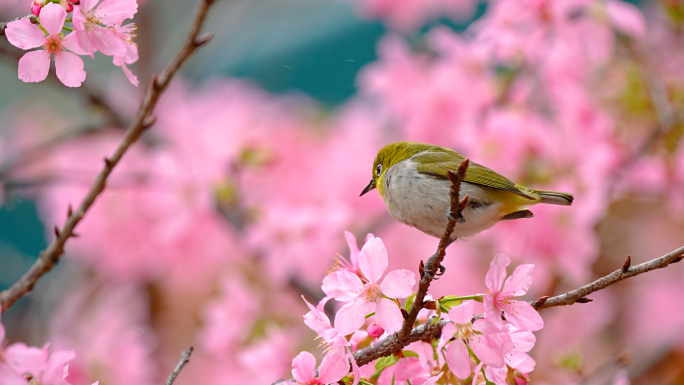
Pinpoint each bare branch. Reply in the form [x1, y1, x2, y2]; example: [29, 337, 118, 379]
[166, 347, 194, 385]
[352, 245, 684, 367]
[353, 319, 449, 367]
[398, 159, 469, 342]
[353, 159, 470, 366]
[533, 245, 684, 310]
[0, 0, 217, 313]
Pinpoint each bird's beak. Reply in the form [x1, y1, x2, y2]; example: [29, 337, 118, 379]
[360, 179, 376, 197]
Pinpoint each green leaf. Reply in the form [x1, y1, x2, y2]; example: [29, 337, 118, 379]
[401, 350, 419, 358]
[375, 354, 399, 371]
[405, 293, 416, 313]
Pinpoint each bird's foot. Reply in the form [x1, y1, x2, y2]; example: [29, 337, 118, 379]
[447, 208, 466, 224]
[423, 259, 447, 280]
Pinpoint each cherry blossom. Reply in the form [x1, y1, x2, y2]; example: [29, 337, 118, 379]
[112, 22, 139, 86]
[483, 254, 544, 332]
[291, 348, 350, 385]
[322, 235, 415, 335]
[302, 296, 350, 348]
[4, 3, 87, 86]
[72, 0, 137, 56]
[438, 301, 511, 379]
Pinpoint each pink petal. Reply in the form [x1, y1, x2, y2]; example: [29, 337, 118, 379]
[349, 350, 361, 385]
[374, 297, 403, 334]
[18, 50, 50, 83]
[0, 364, 26, 385]
[510, 330, 536, 352]
[485, 254, 510, 292]
[446, 339, 471, 379]
[394, 357, 429, 381]
[484, 365, 507, 384]
[72, 5, 87, 31]
[292, 351, 316, 383]
[96, 0, 138, 25]
[334, 300, 374, 336]
[54, 51, 86, 87]
[318, 348, 350, 384]
[469, 334, 505, 369]
[322, 271, 364, 302]
[44, 350, 75, 381]
[482, 293, 498, 321]
[4, 19, 45, 49]
[501, 264, 534, 297]
[92, 26, 127, 56]
[119, 64, 139, 87]
[4, 343, 48, 373]
[62, 32, 90, 56]
[39, 3, 66, 37]
[507, 350, 535, 373]
[607, 0, 646, 38]
[74, 30, 96, 55]
[448, 301, 475, 325]
[471, 319, 502, 336]
[413, 372, 443, 385]
[502, 301, 543, 332]
[80, 0, 99, 12]
[359, 236, 388, 283]
[379, 269, 415, 299]
[437, 323, 456, 353]
[344, 230, 360, 268]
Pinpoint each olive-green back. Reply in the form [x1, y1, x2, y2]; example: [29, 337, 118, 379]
[412, 149, 535, 200]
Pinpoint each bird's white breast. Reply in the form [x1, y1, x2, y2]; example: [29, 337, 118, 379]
[381, 159, 504, 239]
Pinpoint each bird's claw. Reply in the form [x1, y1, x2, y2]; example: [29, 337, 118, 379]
[423, 260, 447, 280]
[447, 209, 466, 224]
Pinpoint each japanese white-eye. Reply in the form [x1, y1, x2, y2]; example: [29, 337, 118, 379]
[360, 142, 573, 240]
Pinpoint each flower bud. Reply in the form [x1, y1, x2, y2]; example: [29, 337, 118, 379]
[30, 1, 42, 15]
[68, 0, 80, 3]
[58, 0, 73, 12]
[367, 322, 384, 338]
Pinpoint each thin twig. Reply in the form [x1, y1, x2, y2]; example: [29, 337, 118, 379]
[398, 159, 469, 341]
[0, 0, 217, 313]
[533, 245, 684, 310]
[166, 347, 194, 385]
[353, 159, 470, 366]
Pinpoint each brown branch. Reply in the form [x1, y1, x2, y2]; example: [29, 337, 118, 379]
[0, 0, 217, 313]
[351, 245, 684, 369]
[353, 159, 470, 366]
[166, 347, 194, 385]
[353, 319, 449, 367]
[398, 159, 469, 341]
[533, 245, 684, 310]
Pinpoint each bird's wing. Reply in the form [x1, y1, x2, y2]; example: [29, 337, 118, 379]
[413, 151, 535, 200]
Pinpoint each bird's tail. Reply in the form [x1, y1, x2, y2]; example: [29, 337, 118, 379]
[535, 190, 574, 206]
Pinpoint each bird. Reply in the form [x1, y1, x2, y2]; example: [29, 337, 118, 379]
[360, 141, 573, 240]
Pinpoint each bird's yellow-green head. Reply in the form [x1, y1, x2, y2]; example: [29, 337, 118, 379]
[360, 142, 443, 197]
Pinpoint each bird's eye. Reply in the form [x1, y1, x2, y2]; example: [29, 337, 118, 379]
[376, 164, 382, 176]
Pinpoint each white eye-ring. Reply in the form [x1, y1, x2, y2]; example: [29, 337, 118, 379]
[376, 164, 382, 175]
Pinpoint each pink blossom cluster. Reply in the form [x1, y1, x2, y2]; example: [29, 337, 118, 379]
[295, 236, 542, 384]
[0, 307, 97, 385]
[3, 0, 138, 87]
[344, 0, 478, 32]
